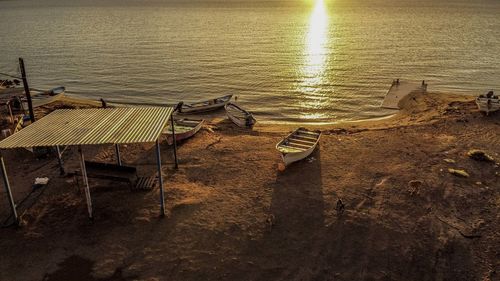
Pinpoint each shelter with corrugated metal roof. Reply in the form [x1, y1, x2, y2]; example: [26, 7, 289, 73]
[0, 107, 178, 224]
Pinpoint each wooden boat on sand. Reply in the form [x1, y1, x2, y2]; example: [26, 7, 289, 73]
[46, 86, 65, 95]
[23, 86, 66, 108]
[225, 102, 256, 128]
[276, 128, 321, 167]
[163, 118, 204, 145]
[178, 94, 232, 114]
[476, 91, 499, 115]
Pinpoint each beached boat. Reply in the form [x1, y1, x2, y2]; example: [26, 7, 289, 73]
[276, 128, 321, 166]
[163, 118, 204, 145]
[225, 102, 256, 128]
[476, 91, 500, 115]
[24, 86, 66, 108]
[46, 86, 65, 95]
[178, 94, 232, 113]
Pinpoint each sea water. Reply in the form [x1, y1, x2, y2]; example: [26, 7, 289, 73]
[0, 0, 499, 123]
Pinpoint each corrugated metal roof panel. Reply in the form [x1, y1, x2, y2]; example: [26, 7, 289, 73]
[0, 107, 174, 148]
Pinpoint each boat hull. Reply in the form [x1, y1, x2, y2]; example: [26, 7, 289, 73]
[23, 92, 65, 108]
[276, 128, 321, 166]
[225, 102, 256, 128]
[165, 119, 204, 145]
[179, 94, 232, 114]
[476, 97, 500, 115]
[49, 86, 65, 95]
[281, 146, 317, 166]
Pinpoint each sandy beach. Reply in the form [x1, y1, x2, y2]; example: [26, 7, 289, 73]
[0, 91, 499, 281]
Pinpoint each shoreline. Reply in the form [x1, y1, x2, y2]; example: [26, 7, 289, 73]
[1, 86, 478, 128]
[56, 90, 470, 130]
[61, 93, 399, 127]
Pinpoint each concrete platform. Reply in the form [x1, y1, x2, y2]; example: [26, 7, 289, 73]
[381, 81, 427, 109]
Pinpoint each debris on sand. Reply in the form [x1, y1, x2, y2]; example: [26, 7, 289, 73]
[448, 168, 470, 178]
[408, 180, 423, 188]
[467, 149, 495, 162]
[336, 199, 345, 216]
[408, 180, 424, 196]
[443, 158, 456, 164]
[277, 163, 286, 172]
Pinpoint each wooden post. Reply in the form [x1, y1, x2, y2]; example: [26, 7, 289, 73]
[155, 140, 165, 217]
[0, 153, 18, 225]
[170, 117, 178, 169]
[18, 58, 35, 123]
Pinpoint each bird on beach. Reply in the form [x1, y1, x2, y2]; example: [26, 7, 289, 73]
[100, 98, 107, 108]
[266, 214, 276, 233]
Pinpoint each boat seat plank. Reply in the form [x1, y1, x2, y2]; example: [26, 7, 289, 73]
[293, 134, 318, 141]
[297, 130, 320, 136]
[290, 136, 317, 142]
[289, 137, 316, 145]
[286, 141, 311, 148]
[278, 145, 307, 152]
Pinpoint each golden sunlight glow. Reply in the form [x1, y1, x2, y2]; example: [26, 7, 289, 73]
[305, 0, 328, 77]
[298, 0, 330, 119]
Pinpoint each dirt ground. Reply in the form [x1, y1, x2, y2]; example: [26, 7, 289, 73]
[0, 92, 499, 281]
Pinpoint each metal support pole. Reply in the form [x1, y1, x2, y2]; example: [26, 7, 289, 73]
[0, 154, 18, 225]
[18, 58, 35, 123]
[155, 140, 165, 217]
[19, 97, 27, 117]
[55, 145, 65, 175]
[7, 101, 14, 124]
[170, 117, 178, 169]
[115, 144, 122, 166]
[78, 146, 93, 219]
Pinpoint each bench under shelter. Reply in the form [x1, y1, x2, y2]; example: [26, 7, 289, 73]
[0, 107, 178, 224]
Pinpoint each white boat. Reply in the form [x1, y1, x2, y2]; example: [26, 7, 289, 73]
[276, 128, 321, 166]
[476, 91, 500, 115]
[178, 94, 232, 114]
[225, 102, 256, 128]
[163, 118, 204, 145]
[24, 86, 66, 108]
[46, 86, 65, 95]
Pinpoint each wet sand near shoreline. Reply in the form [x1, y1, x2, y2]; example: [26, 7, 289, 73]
[0, 92, 499, 281]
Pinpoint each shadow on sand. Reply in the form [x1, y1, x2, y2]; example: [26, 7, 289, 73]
[239, 148, 326, 280]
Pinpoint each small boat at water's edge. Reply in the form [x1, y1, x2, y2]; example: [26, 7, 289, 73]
[276, 128, 321, 166]
[4, 86, 65, 110]
[32, 86, 65, 107]
[225, 102, 256, 128]
[24, 86, 66, 108]
[476, 91, 500, 115]
[46, 86, 65, 96]
[179, 94, 232, 114]
[163, 118, 204, 145]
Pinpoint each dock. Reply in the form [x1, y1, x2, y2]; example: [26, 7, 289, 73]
[381, 81, 427, 109]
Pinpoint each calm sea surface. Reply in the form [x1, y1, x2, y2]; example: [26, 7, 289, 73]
[1, 0, 499, 123]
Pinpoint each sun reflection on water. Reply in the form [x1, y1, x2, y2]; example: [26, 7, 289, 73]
[298, 0, 330, 119]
